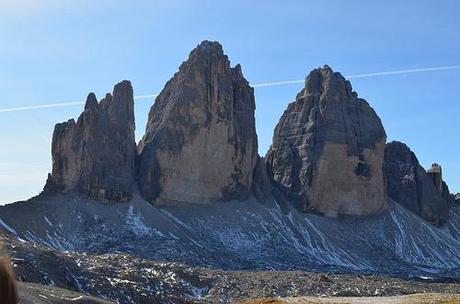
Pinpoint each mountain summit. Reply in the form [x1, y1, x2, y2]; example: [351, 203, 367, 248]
[44, 80, 137, 202]
[266, 66, 387, 217]
[138, 41, 258, 205]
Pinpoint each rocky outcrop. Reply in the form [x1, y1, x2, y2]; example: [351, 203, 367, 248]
[383, 141, 449, 225]
[265, 66, 387, 217]
[453, 193, 460, 205]
[44, 81, 137, 202]
[138, 41, 258, 205]
[427, 164, 452, 204]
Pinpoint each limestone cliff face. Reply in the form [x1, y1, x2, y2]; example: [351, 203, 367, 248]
[265, 66, 387, 217]
[138, 41, 258, 205]
[383, 142, 449, 225]
[44, 81, 137, 202]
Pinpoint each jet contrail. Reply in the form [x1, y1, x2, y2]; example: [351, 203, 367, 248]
[251, 80, 306, 88]
[346, 65, 460, 79]
[251, 65, 460, 88]
[0, 162, 48, 169]
[0, 94, 157, 113]
[0, 101, 85, 113]
[134, 94, 157, 100]
[1, 65, 459, 113]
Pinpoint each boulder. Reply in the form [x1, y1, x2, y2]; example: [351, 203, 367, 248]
[265, 66, 387, 217]
[138, 41, 258, 205]
[44, 81, 137, 202]
[383, 141, 449, 225]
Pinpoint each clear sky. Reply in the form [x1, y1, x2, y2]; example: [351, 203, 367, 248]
[1, 0, 459, 204]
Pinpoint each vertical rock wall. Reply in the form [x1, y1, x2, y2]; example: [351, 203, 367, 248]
[138, 41, 258, 205]
[44, 81, 137, 202]
[266, 66, 387, 217]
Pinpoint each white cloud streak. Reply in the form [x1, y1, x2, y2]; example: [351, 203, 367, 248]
[345, 65, 460, 79]
[134, 94, 157, 100]
[0, 162, 48, 168]
[0, 94, 157, 113]
[0, 65, 459, 113]
[251, 65, 460, 88]
[251, 79, 305, 88]
[0, 101, 85, 113]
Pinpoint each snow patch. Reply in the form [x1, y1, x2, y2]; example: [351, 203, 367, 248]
[126, 205, 166, 237]
[0, 218, 17, 235]
[161, 209, 191, 229]
[44, 216, 54, 227]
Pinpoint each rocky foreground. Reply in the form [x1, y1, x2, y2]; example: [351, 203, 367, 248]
[0, 194, 459, 303]
[3, 229, 460, 304]
[241, 294, 460, 304]
[17, 282, 111, 304]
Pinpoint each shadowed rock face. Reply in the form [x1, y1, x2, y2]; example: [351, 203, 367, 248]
[265, 66, 387, 217]
[453, 193, 460, 205]
[138, 41, 258, 205]
[44, 81, 137, 202]
[427, 163, 453, 204]
[383, 141, 449, 226]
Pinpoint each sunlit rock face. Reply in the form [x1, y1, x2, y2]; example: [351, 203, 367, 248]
[44, 81, 137, 202]
[383, 141, 449, 226]
[266, 66, 387, 217]
[138, 41, 258, 205]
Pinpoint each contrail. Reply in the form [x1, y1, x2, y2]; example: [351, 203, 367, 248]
[134, 94, 157, 100]
[0, 101, 85, 113]
[0, 162, 48, 169]
[251, 65, 460, 88]
[251, 80, 306, 88]
[1, 65, 459, 113]
[0, 94, 157, 113]
[346, 65, 460, 79]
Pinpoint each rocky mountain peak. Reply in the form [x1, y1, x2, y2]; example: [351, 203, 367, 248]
[426, 163, 452, 204]
[138, 40, 258, 205]
[303, 65, 356, 99]
[84, 93, 98, 110]
[44, 81, 137, 202]
[193, 40, 225, 56]
[383, 141, 449, 225]
[174, 41, 229, 78]
[266, 66, 387, 217]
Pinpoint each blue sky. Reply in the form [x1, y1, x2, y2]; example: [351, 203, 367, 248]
[1, 0, 459, 203]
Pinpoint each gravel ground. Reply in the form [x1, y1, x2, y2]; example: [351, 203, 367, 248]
[239, 293, 460, 304]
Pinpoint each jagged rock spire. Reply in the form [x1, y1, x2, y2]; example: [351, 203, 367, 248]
[384, 141, 450, 225]
[138, 40, 258, 204]
[44, 80, 137, 202]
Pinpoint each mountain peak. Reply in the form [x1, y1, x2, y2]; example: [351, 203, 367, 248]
[266, 66, 387, 217]
[138, 41, 257, 205]
[84, 93, 98, 111]
[44, 81, 137, 202]
[304, 65, 355, 98]
[384, 141, 450, 225]
[186, 40, 226, 62]
[196, 40, 224, 52]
